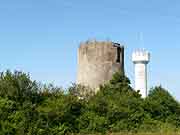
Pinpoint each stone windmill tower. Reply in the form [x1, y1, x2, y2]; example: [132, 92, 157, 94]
[77, 40, 124, 92]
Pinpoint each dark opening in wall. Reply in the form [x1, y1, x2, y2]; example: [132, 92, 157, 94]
[116, 47, 121, 63]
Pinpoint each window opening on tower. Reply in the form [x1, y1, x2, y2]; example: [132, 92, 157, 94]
[116, 47, 121, 63]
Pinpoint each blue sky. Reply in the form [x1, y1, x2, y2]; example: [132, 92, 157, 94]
[0, 0, 180, 100]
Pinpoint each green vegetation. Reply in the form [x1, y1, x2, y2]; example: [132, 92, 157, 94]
[0, 70, 180, 135]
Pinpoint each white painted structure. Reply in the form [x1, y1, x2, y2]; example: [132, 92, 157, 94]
[132, 50, 150, 98]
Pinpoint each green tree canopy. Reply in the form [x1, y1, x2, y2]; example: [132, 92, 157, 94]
[0, 71, 180, 134]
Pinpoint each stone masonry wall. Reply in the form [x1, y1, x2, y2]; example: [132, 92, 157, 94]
[77, 40, 124, 91]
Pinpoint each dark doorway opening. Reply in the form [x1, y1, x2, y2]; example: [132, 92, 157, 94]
[116, 47, 121, 63]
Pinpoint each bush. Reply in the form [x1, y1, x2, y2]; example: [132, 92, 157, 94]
[0, 71, 180, 134]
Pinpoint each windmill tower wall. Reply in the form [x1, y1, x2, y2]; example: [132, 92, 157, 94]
[77, 40, 124, 91]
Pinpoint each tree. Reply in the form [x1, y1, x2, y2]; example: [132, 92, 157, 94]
[0, 70, 39, 103]
[144, 86, 180, 123]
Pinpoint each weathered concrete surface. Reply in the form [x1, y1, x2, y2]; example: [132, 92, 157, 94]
[77, 40, 124, 91]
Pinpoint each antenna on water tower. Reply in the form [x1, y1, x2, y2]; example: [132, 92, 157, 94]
[139, 32, 144, 48]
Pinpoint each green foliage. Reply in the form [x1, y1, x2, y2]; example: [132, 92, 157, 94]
[0, 70, 40, 103]
[0, 71, 180, 134]
[144, 86, 180, 122]
[69, 83, 95, 100]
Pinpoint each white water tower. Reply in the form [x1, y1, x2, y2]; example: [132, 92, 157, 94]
[132, 49, 150, 98]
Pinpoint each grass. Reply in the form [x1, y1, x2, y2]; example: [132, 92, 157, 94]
[76, 133, 180, 135]
[108, 133, 180, 135]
